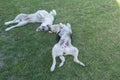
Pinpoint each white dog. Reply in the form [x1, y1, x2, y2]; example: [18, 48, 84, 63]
[50, 23, 85, 72]
[4, 9, 56, 31]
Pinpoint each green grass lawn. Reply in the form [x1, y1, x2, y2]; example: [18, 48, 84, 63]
[0, 0, 120, 80]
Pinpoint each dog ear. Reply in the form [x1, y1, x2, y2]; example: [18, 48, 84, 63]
[67, 23, 71, 28]
[59, 23, 63, 25]
[59, 23, 63, 29]
[69, 28, 72, 34]
[67, 23, 72, 34]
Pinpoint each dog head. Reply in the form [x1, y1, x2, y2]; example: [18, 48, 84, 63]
[58, 23, 72, 37]
[36, 23, 51, 32]
[56, 23, 72, 42]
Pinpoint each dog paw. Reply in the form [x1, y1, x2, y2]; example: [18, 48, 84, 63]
[50, 66, 55, 72]
[5, 28, 10, 31]
[59, 63, 64, 67]
[48, 31, 53, 33]
[80, 62, 85, 67]
[4, 22, 9, 25]
[50, 68, 54, 72]
[36, 29, 38, 32]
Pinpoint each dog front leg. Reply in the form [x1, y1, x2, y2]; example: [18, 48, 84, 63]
[50, 55, 56, 72]
[5, 21, 28, 31]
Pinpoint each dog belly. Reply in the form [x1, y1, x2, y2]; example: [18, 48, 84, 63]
[52, 45, 64, 56]
[26, 15, 42, 23]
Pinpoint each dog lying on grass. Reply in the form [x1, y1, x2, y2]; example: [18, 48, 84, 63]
[4, 9, 56, 31]
[50, 23, 85, 72]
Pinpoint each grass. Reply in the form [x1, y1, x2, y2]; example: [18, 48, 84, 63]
[0, 0, 120, 80]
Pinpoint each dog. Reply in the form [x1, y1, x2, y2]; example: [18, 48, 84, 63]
[4, 9, 56, 31]
[50, 23, 85, 72]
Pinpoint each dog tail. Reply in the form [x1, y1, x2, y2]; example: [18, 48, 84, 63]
[50, 9, 57, 16]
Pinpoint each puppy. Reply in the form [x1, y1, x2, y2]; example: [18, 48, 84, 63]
[50, 23, 85, 72]
[4, 9, 56, 31]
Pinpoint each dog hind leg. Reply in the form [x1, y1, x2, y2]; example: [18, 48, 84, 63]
[50, 55, 56, 72]
[5, 13, 27, 25]
[73, 54, 85, 67]
[71, 48, 85, 66]
[4, 20, 20, 25]
[5, 21, 28, 31]
[59, 56, 65, 67]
